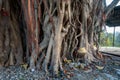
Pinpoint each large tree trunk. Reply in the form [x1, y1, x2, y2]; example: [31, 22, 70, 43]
[0, 0, 23, 67]
[0, 0, 119, 76]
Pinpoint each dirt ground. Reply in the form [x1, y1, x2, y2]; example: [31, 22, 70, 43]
[63, 55, 120, 80]
[52, 54, 120, 80]
[0, 54, 120, 80]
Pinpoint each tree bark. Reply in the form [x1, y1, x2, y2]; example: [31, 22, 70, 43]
[0, 0, 119, 75]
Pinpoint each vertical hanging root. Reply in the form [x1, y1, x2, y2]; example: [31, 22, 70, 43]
[42, 33, 53, 72]
[19, 0, 120, 75]
[50, 1, 65, 75]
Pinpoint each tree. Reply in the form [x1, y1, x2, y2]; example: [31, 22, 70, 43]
[100, 32, 113, 46]
[0, 0, 23, 67]
[115, 33, 120, 47]
[0, 0, 119, 75]
[107, 33, 113, 46]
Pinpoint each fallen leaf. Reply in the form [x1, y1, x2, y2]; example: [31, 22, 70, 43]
[80, 64, 85, 69]
[84, 67, 92, 73]
[63, 70, 67, 74]
[21, 64, 28, 69]
[74, 63, 78, 68]
[64, 59, 71, 63]
[67, 75, 70, 79]
[96, 65, 104, 70]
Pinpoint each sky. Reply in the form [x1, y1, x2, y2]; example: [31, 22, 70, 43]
[106, 0, 120, 33]
[106, 0, 120, 6]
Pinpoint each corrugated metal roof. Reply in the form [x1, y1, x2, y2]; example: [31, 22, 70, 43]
[106, 6, 120, 27]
